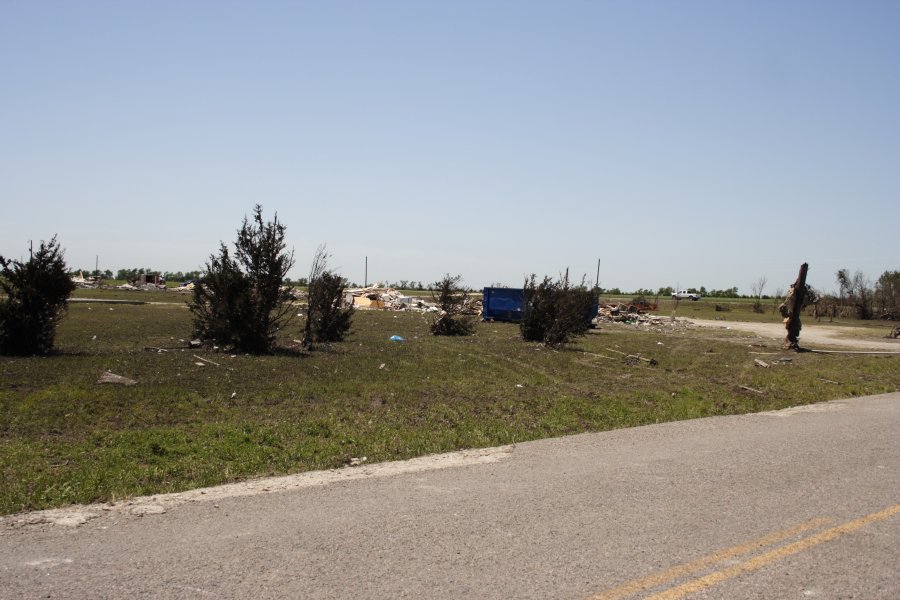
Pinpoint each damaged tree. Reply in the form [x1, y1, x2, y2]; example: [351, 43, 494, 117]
[189, 205, 295, 354]
[521, 273, 597, 347]
[302, 246, 353, 349]
[0, 237, 76, 356]
[779, 263, 816, 350]
[751, 275, 767, 314]
[430, 274, 477, 336]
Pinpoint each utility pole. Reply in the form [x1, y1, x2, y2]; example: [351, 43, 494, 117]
[364, 256, 368, 287]
[29, 240, 33, 260]
[595, 258, 600, 290]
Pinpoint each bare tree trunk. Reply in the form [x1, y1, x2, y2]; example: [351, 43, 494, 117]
[782, 263, 809, 350]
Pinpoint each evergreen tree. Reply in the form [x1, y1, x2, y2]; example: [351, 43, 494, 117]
[189, 205, 295, 353]
[0, 237, 76, 355]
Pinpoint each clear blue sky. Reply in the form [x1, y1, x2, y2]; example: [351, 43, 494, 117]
[2, 0, 898, 294]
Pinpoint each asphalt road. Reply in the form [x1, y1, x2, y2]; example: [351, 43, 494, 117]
[2, 393, 898, 599]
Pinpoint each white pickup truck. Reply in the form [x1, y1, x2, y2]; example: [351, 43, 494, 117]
[672, 289, 701, 301]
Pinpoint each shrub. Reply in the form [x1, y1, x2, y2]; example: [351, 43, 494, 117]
[302, 246, 353, 349]
[0, 237, 76, 355]
[521, 274, 597, 347]
[189, 205, 295, 353]
[430, 274, 477, 336]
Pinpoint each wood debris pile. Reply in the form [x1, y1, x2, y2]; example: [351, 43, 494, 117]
[594, 306, 694, 334]
[115, 282, 167, 291]
[70, 272, 101, 289]
[344, 286, 436, 312]
[596, 304, 661, 323]
[343, 286, 483, 315]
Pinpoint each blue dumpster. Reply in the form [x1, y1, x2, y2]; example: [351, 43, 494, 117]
[482, 287, 599, 325]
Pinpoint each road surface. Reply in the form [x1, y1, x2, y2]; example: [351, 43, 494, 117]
[2, 393, 898, 599]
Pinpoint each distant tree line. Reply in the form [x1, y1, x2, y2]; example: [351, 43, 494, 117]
[601, 286, 741, 298]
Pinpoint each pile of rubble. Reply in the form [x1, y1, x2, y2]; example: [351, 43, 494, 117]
[114, 274, 167, 291]
[594, 304, 694, 333]
[345, 286, 436, 312]
[596, 303, 659, 323]
[342, 286, 483, 315]
[166, 281, 196, 294]
[70, 272, 101, 289]
[116, 282, 167, 291]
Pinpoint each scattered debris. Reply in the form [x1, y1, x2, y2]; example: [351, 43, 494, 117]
[817, 377, 840, 385]
[70, 271, 102, 289]
[754, 359, 770, 368]
[188, 340, 202, 348]
[596, 302, 657, 322]
[348, 457, 368, 467]
[739, 385, 765, 395]
[378, 363, 386, 370]
[98, 371, 137, 386]
[602, 346, 658, 366]
[594, 310, 694, 334]
[168, 280, 196, 294]
[389, 335, 405, 342]
[193, 355, 220, 367]
[626, 354, 658, 365]
[144, 346, 169, 353]
[344, 285, 482, 315]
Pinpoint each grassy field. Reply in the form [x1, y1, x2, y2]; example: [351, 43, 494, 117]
[1, 291, 897, 515]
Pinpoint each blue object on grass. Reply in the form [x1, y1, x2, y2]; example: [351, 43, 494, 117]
[389, 335, 405, 342]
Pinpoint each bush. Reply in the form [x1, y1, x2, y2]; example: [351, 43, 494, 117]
[189, 205, 295, 353]
[521, 274, 597, 347]
[430, 274, 477, 336]
[0, 237, 76, 355]
[302, 247, 353, 349]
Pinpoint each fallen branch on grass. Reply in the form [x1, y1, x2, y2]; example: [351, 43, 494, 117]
[605, 347, 658, 365]
[193, 354, 221, 367]
[738, 385, 764, 395]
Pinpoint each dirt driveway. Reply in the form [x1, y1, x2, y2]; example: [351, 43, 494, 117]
[687, 319, 900, 351]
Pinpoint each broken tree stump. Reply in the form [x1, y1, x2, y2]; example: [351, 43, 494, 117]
[780, 263, 809, 351]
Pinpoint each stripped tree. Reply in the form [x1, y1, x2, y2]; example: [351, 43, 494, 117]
[430, 274, 477, 336]
[302, 246, 353, 349]
[521, 273, 597, 347]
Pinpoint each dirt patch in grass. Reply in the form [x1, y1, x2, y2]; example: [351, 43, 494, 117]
[688, 318, 900, 351]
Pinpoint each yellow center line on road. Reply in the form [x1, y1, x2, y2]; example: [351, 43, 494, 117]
[589, 517, 831, 600]
[646, 503, 900, 600]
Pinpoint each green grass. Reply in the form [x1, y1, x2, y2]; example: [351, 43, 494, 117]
[1, 296, 897, 515]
